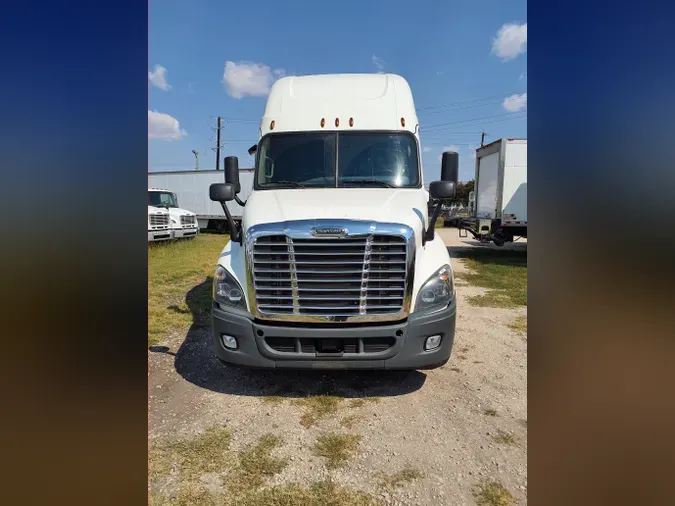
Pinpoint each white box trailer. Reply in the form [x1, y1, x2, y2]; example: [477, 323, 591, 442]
[147, 169, 254, 232]
[459, 138, 527, 246]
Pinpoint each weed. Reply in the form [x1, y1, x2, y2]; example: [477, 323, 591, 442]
[349, 397, 380, 409]
[313, 432, 362, 469]
[450, 367, 461, 372]
[236, 434, 287, 488]
[261, 396, 285, 405]
[472, 480, 514, 506]
[378, 465, 423, 491]
[494, 430, 517, 446]
[340, 414, 363, 429]
[149, 426, 233, 481]
[293, 395, 343, 428]
[484, 408, 498, 417]
[508, 315, 527, 334]
[232, 479, 381, 506]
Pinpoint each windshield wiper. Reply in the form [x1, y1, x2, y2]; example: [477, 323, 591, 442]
[341, 179, 397, 188]
[265, 180, 307, 188]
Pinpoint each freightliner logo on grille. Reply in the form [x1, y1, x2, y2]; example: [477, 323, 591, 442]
[311, 227, 348, 238]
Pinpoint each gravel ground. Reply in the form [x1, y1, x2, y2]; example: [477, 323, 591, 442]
[149, 228, 527, 505]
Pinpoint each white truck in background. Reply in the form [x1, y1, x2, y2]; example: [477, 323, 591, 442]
[148, 170, 255, 233]
[147, 206, 172, 242]
[459, 138, 527, 246]
[207, 73, 459, 371]
[148, 188, 199, 239]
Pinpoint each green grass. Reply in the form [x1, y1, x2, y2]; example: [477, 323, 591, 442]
[150, 428, 382, 506]
[236, 434, 287, 489]
[149, 426, 234, 481]
[472, 480, 515, 506]
[148, 234, 228, 346]
[378, 466, 424, 491]
[454, 248, 527, 308]
[231, 480, 382, 506]
[313, 432, 362, 469]
[293, 395, 343, 428]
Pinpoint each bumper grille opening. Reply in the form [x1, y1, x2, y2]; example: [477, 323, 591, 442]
[265, 337, 395, 355]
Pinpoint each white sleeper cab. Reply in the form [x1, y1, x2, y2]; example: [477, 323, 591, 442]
[148, 188, 199, 240]
[208, 73, 459, 370]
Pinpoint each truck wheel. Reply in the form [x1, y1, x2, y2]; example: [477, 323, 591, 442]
[493, 237, 505, 247]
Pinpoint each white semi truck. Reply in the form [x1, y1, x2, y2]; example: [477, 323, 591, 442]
[148, 170, 254, 233]
[459, 138, 527, 246]
[147, 206, 171, 242]
[148, 188, 199, 239]
[207, 73, 459, 370]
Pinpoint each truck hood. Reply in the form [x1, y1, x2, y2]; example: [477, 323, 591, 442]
[243, 188, 428, 240]
[147, 205, 168, 214]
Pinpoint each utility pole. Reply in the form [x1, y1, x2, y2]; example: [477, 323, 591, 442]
[480, 131, 487, 147]
[191, 150, 199, 170]
[216, 116, 222, 170]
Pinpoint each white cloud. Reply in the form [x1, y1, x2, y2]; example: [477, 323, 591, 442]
[148, 110, 187, 140]
[148, 65, 171, 91]
[222, 61, 285, 99]
[503, 93, 527, 112]
[423, 146, 433, 153]
[372, 54, 385, 73]
[519, 72, 527, 81]
[491, 23, 527, 61]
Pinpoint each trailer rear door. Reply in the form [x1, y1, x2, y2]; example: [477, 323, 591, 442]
[475, 148, 500, 220]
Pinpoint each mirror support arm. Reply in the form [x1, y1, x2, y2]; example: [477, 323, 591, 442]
[424, 199, 444, 245]
[219, 201, 242, 244]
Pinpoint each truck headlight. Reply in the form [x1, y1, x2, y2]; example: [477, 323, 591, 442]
[213, 265, 247, 310]
[414, 265, 454, 313]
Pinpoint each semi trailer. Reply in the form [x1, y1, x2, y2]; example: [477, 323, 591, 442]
[207, 73, 459, 370]
[459, 138, 527, 246]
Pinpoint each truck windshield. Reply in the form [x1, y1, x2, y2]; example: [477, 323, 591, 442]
[149, 191, 178, 208]
[256, 132, 420, 189]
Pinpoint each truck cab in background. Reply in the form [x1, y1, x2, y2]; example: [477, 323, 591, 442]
[148, 206, 172, 242]
[148, 188, 199, 239]
[207, 73, 459, 371]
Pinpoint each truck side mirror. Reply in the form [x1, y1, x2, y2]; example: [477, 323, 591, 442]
[440, 151, 459, 183]
[429, 180, 456, 199]
[210, 183, 235, 202]
[224, 156, 241, 194]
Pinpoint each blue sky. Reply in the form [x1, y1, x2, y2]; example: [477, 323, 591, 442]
[149, 0, 526, 182]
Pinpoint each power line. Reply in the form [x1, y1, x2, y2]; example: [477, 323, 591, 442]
[423, 112, 526, 130]
[416, 92, 519, 113]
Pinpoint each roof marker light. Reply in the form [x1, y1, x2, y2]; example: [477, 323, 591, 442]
[401, 117, 406, 127]
[320, 118, 325, 128]
[335, 118, 340, 127]
[349, 117, 354, 127]
[270, 120, 275, 130]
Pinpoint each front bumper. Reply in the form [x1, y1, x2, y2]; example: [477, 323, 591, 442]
[211, 300, 456, 370]
[148, 229, 173, 242]
[172, 227, 199, 238]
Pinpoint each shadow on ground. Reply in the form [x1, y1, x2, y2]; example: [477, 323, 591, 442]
[447, 237, 528, 265]
[150, 279, 427, 399]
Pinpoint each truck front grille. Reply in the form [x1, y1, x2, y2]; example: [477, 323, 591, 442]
[149, 214, 169, 228]
[180, 215, 196, 226]
[251, 234, 408, 320]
